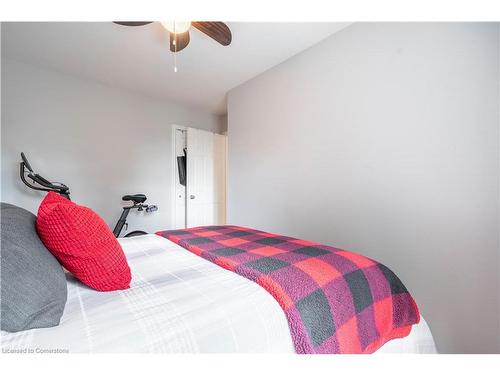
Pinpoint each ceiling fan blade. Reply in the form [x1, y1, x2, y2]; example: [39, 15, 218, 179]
[192, 22, 232, 46]
[170, 31, 190, 52]
[113, 21, 153, 26]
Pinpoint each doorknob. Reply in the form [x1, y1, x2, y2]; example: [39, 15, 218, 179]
[190, 195, 196, 199]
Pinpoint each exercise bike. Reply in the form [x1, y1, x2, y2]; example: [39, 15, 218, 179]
[19, 152, 158, 238]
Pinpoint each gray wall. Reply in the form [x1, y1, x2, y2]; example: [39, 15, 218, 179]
[1, 58, 223, 233]
[227, 23, 500, 353]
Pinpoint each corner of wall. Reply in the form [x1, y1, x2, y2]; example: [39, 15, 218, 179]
[219, 113, 228, 134]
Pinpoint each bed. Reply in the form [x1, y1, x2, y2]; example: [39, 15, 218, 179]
[0, 234, 437, 353]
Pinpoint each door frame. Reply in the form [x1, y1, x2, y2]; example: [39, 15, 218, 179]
[171, 124, 187, 229]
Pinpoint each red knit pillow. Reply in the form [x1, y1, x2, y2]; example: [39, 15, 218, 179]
[36, 192, 131, 291]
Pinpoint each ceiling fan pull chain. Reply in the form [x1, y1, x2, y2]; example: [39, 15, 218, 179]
[173, 44, 178, 72]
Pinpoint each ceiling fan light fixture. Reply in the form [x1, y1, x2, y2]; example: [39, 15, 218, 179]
[161, 21, 191, 34]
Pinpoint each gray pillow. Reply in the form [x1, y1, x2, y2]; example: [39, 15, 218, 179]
[1, 202, 67, 332]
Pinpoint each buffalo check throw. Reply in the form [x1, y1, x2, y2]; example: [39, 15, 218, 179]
[156, 225, 420, 354]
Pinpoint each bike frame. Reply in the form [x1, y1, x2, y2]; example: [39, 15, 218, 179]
[113, 207, 132, 237]
[112, 204, 146, 237]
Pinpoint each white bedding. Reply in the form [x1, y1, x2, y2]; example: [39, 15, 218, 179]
[1, 234, 436, 353]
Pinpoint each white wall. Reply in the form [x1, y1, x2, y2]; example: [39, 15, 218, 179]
[1, 58, 224, 234]
[227, 23, 500, 353]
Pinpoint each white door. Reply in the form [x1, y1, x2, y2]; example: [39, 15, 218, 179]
[186, 128, 222, 227]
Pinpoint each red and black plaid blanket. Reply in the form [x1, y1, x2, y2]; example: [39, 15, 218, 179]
[156, 225, 420, 354]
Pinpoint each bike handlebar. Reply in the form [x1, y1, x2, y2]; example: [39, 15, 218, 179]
[21, 152, 33, 172]
[146, 205, 158, 213]
[20, 152, 70, 198]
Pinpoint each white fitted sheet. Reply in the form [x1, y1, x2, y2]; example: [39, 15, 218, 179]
[1, 234, 436, 353]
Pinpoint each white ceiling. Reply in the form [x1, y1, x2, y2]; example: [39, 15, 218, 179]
[2, 22, 350, 115]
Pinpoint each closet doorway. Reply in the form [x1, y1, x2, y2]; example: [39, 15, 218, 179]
[172, 125, 227, 229]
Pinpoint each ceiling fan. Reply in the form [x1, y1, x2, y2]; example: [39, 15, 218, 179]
[113, 21, 232, 54]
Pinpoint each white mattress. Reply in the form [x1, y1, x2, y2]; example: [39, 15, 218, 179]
[1, 234, 437, 353]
